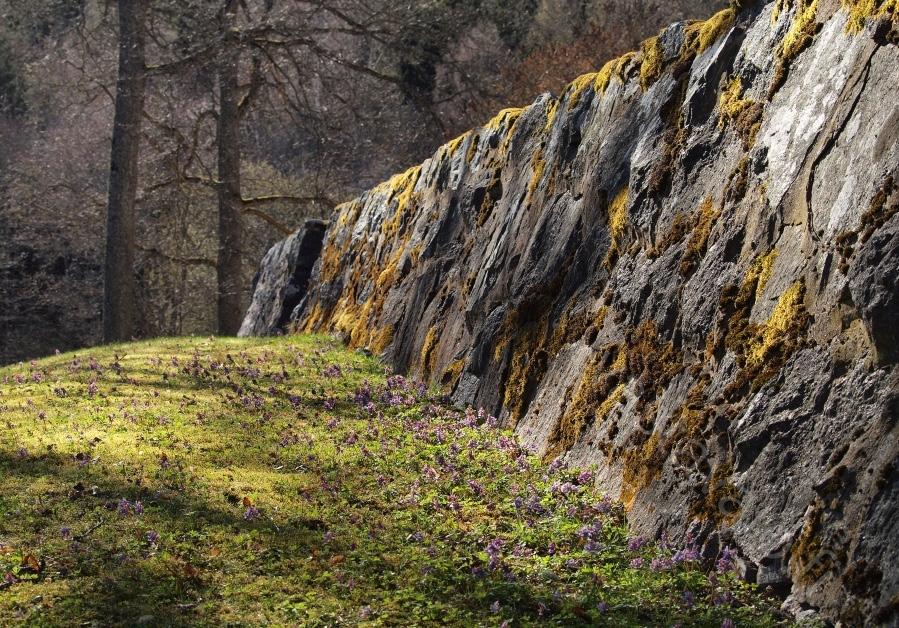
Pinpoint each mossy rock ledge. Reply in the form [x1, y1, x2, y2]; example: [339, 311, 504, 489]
[242, 1, 899, 623]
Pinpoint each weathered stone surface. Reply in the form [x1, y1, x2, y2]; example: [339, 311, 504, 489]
[238, 219, 327, 337]
[244, 1, 899, 621]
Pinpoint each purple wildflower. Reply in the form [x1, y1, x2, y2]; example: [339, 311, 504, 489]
[322, 364, 342, 378]
[651, 556, 673, 572]
[630, 557, 644, 569]
[577, 470, 593, 484]
[244, 506, 260, 521]
[682, 590, 695, 608]
[717, 546, 738, 573]
[146, 530, 160, 546]
[627, 535, 647, 551]
[674, 544, 701, 563]
[60, 527, 73, 541]
[490, 600, 501, 614]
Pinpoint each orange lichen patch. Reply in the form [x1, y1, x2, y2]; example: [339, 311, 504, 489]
[620, 432, 664, 509]
[465, 133, 481, 164]
[546, 318, 682, 462]
[419, 325, 441, 378]
[672, 376, 712, 445]
[789, 500, 848, 583]
[624, 320, 683, 401]
[680, 198, 720, 276]
[647, 212, 691, 259]
[371, 325, 394, 353]
[441, 358, 466, 388]
[835, 175, 897, 272]
[546, 347, 627, 460]
[689, 460, 741, 524]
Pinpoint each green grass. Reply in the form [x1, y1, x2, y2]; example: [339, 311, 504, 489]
[0, 335, 787, 626]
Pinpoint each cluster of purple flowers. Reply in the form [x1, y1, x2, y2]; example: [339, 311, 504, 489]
[673, 543, 701, 563]
[627, 535, 648, 551]
[577, 521, 604, 553]
[117, 498, 143, 516]
[550, 480, 579, 496]
[650, 556, 674, 572]
[717, 546, 738, 573]
[485, 538, 504, 570]
[322, 364, 343, 378]
[240, 394, 265, 410]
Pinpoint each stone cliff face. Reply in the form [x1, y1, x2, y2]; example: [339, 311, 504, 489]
[243, 0, 899, 621]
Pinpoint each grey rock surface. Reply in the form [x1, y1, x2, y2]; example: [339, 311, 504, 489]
[238, 219, 326, 337]
[244, 1, 899, 621]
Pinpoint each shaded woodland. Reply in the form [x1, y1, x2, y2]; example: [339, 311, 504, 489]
[0, 0, 723, 363]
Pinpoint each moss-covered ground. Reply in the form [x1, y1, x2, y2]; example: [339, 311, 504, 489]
[1, 336, 788, 626]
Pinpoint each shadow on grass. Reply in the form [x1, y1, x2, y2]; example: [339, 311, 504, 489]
[0, 449, 326, 627]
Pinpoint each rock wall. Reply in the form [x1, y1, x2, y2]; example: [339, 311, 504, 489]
[238, 219, 327, 337]
[244, 0, 899, 621]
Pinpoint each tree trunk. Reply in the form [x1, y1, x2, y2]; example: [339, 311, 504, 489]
[216, 0, 244, 335]
[103, 0, 147, 342]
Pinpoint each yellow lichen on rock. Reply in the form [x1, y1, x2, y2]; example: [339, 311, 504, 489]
[781, 0, 820, 61]
[379, 165, 422, 239]
[639, 36, 664, 90]
[747, 281, 805, 366]
[419, 325, 441, 377]
[608, 187, 629, 243]
[484, 108, 524, 135]
[754, 248, 779, 299]
[594, 52, 638, 96]
[441, 358, 466, 388]
[680, 198, 720, 276]
[442, 131, 470, 159]
[527, 145, 546, 203]
[840, 0, 899, 33]
[604, 187, 630, 266]
[682, 7, 736, 56]
[371, 325, 394, 353]
[566, 73, 598, 111]
[621, 432, 664, 509]
[717, 76, 763, 148]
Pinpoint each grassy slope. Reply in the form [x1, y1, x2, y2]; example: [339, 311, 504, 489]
[0, 335, 786, 626]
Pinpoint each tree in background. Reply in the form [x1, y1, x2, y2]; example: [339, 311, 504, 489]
[0, 0, 725, 362]
[103, 0, 147, 342]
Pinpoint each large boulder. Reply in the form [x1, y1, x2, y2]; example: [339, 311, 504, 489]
[238, 219, 327, 337]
